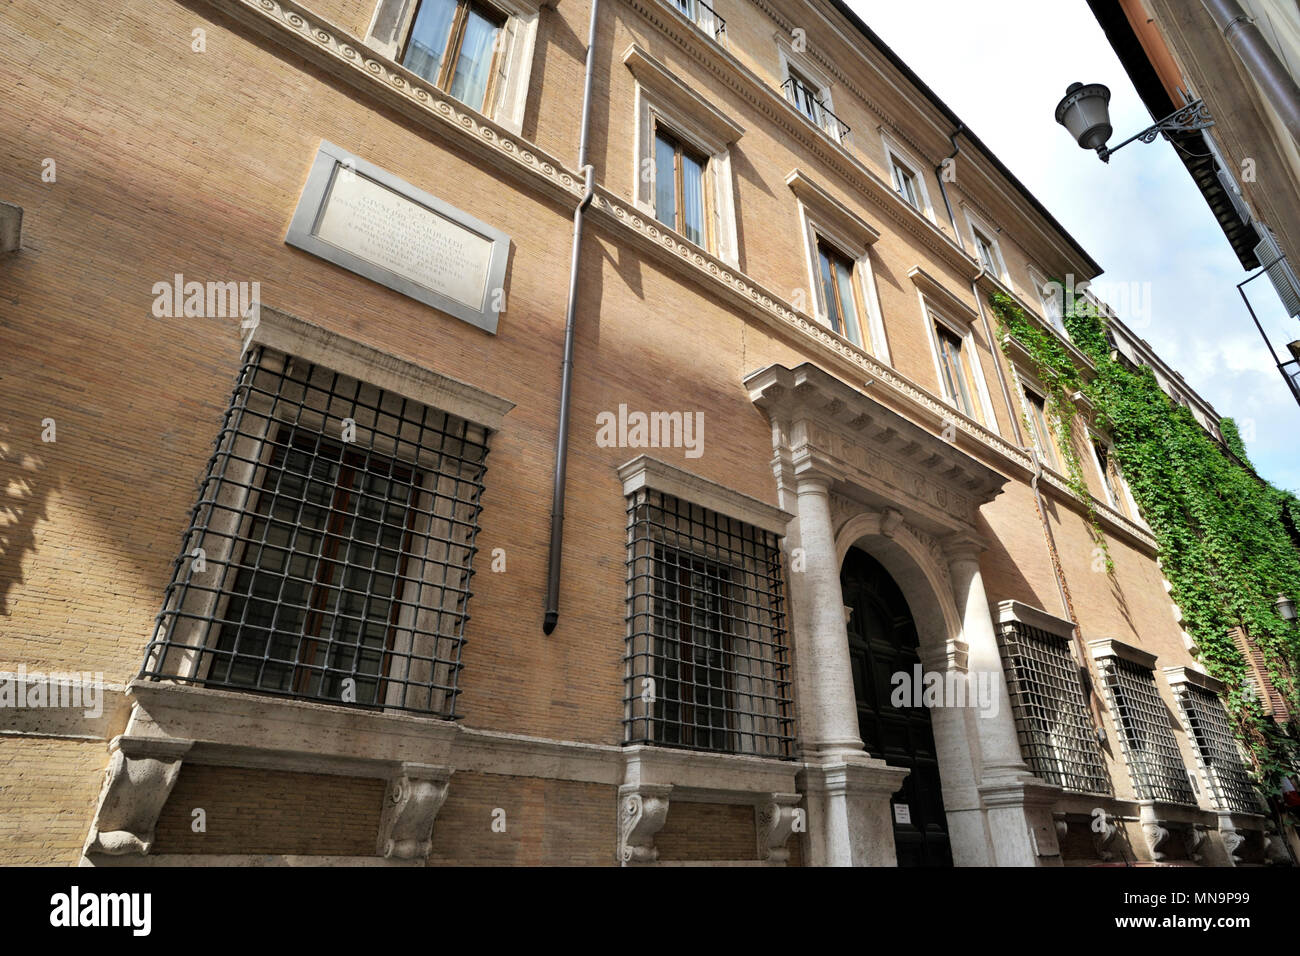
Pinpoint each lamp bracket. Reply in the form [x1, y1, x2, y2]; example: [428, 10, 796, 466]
[1098, 99, 1214, 163]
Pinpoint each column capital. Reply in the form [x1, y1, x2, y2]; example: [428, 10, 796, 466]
[943, 532, 985, 567]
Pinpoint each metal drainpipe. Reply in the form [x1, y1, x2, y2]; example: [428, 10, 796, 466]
[935, 123, 963, 242]
[940, 127, 1109, 737]
[936, 126, 1025, 448]
[543, 0, 599, 635]
[1202, 0, 1300, 144]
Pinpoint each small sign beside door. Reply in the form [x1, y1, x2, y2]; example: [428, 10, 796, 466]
[893, 803, 911, 825]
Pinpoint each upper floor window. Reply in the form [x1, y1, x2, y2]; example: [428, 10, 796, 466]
[403, 0, 504, 112]
[1029, 267, 1066, 335]
[141, 344, 492, 718]
[891, 158, 921, 211]
[932, 318, 986, 426]
[366, 0, 541, 134]
[654, 125, 709, 248]
[973, 228, 1000, 275]
[817, 240, 864, 348]
[1091, 438, 1134, 518]
[667, 0, 726, 40]
[881, 133, 935, 224]
[778, 52, 849, 143]
[1022, 386, 1059, 472]
[789, 168, 889, 362]
[626, 44, 742, 266]
[623, 477, 794, 759]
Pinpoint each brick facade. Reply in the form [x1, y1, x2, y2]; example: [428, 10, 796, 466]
[0, 0, 1271, 866]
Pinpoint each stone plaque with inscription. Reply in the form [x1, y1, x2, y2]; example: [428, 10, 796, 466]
[286, 141, 510, 334]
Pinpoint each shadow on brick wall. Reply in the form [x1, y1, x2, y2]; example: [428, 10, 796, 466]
[0, 420, 67, 617]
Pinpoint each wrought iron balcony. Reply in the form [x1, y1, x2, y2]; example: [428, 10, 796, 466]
[780, 75, 851, 142]
[670, 0, 725, 40]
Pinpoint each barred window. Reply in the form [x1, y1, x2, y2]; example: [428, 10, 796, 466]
[141, 345, 490, 718]
[996, 620, 1110, 795]
[1095, 654, 1197, 805]
[624, 489, 794, 758]
[1172, 682, 1262, 815]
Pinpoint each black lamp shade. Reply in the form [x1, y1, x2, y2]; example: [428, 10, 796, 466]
[1056, 82, 1113, 152]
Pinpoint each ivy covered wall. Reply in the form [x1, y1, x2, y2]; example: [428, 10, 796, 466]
[987, 288, 1300, 793]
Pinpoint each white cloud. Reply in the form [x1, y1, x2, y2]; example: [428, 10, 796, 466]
[847, 0, 1300, 490]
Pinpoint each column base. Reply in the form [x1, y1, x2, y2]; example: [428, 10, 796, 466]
[799, 749, 909, 866]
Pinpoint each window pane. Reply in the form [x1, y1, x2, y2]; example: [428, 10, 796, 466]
[654, 132, 677, 231]
[449, 5, 502, 111]
[936, 327, 975, 418]
[403, 0, 458, 85]
[954, 342, 979, 420]
[680, 149, 706, 247]
[894, 162, 918, 208]
[818, 247, 841, 334]
[833, 257, 861, 347]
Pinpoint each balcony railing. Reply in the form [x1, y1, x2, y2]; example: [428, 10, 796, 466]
[780, 76, 851, 142]
[670, 0, 725, 40]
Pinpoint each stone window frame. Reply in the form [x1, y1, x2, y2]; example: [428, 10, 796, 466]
[362, 0, 542, 135]
[1085, 427, 1143, 524]
[880, 130, 937, 225]
[787, 169, 891, 364]
[626, 44, 743, 268]
[774, 34, 846, 146]
[918, 286, 999, 434]
[1009, 362, 1062, 475]
[962, 204, 1012, 291]
[618, 455, 794, 760]
[1163, 666, 1265, 817]
[994, 600, 1112, 797]
[143, 306, 513, 715]
[1026, 264, 1067, 336]
[1087, 638, 1199, 807]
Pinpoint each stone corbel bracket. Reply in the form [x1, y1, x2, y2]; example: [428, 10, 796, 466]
[377, 763, 453, 861]
[619, 783, 672, 866]
[1143, 821, 1170, 862]
[84, 735, 194, 857]
[1221, 827, 1246, 865]
[756, 792, 803, 863]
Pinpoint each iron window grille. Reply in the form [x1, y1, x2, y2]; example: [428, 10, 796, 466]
[671, 0, 725, 39]
[1172, 682, 1262, 815]
[624, 489, 794, 758]
[780, 75, 851, 142]
[140, 345, 490, 718]
[1095, 655, 1197, 805]
[996, 620, 1111, 795]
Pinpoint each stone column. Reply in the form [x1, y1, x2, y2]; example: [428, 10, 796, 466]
[947, 538, 1062, 866]
[787, 471, 909, 865]
[789, 474, 864, 754]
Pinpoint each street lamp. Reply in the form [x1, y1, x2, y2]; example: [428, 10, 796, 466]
[1055, 82, 1214, 163]
[1276, 593, 1297, 623]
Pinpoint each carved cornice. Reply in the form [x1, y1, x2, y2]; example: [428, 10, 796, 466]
[209, 0, 1120, 522]
[910, 266, 979, 321]
[748, 363, 1009, 531]
[210, 0, 582, 204]
[621, 0, 978, 274]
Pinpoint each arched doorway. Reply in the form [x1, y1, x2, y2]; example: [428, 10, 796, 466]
[841, 545, 953, 867]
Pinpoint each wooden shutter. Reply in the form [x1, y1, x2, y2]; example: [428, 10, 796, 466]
[1229, 626, 1291, 722]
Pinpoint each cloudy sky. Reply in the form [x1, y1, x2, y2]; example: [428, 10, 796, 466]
[847, 0, 1300, 492]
